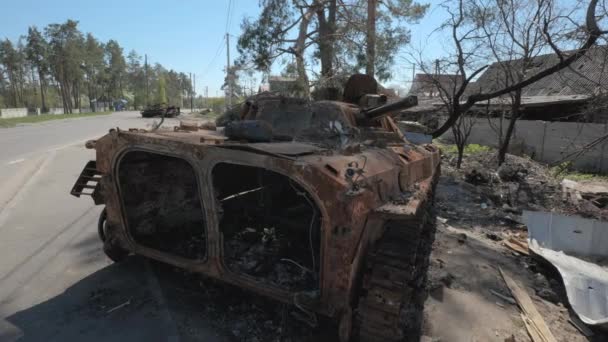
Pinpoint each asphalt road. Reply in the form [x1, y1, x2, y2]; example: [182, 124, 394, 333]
[0, 111, 226, 342]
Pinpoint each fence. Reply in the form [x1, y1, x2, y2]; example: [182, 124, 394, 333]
[441, 118, 608, 173]
[0, 108, 28, 118]
[1, 107, 103, 118]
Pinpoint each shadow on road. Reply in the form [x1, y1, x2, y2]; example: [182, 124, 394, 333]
[2, 257, 177, 342]
[1, 252, 336, 342]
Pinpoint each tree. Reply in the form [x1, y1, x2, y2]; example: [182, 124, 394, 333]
[222, 65, 244, 103]
[339, 0, 428, 80]
[126, 50, 146, 109]
[178, 72, 192, 107]
[237, 0, 341, 97]
[157, 75, 167, 105]
[314, 0, 338, 89]
[0, 39, 25, 107]
[105, 39, 126, 101]
[238, 0, 428, 98]
[237, 0, 314, 96]
[1, 19, 192, 113]
[427, 0, 606, 140]
[83, 33, 106, 111]
[471, 0, 559, 165]
[25, 26, 50, 112]
[45, 20, 85, 113]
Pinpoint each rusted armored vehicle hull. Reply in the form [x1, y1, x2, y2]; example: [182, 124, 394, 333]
[141, 104, 180, 118]
[72, 75, 440, 341]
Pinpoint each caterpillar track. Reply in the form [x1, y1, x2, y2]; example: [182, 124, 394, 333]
[355, 191, 437, 342]
[71, 73, 441, 342]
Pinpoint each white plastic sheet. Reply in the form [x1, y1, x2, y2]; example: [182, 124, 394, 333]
[524, 211, 608, 327]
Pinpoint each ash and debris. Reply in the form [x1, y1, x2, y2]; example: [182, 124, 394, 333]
[152, 263, 334, 342]
[422, 148, 608, 341]
[225, 226, 317, 292]
[445, 151, 563, 215]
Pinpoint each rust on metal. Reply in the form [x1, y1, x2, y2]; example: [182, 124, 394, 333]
[71, 74, 441, 341]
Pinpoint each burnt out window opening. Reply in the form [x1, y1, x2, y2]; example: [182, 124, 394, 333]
[212, 163, 321, 292]
[118, 151, 206, 259]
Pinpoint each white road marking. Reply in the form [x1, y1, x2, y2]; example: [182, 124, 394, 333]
[7, 159, 25, 165]
[0, 151, 55, 229]
[0, 137, 94, 167]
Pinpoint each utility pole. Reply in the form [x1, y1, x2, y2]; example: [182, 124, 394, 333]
[412, 62, 416, 82]
[190, 73, 194, 111]
[366, 0, 377, 77]
[193, 74, 196, 110]
[225, 33, 232, 110]
[145, 54, 149, 106]
[205, 86, 208, 108]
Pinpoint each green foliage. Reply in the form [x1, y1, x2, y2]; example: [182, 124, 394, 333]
[336, 0, 429, 81]
[0, 20, 194, 113]
[437, 142, 492, 155]
[206, 97, 227, 113]
[550, 161, 608, 181]
[236, 0, 294, 72]
[0, 111, 112, 128]
[105, 39, 126, 99]
[0, 39, 26, 107]
[238, 0, 429, 86]
[157, 76, 167, 105]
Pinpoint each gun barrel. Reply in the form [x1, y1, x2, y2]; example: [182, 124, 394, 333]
[361, 95, 418, 120]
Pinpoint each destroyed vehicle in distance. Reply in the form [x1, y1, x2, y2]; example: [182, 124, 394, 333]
[140, 103, 180, 118]
[71, 74, 440, 342]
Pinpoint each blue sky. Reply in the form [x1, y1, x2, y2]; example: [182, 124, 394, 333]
[0, 0, 448, 95]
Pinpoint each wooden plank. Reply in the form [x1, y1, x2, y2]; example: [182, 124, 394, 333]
[499, 268, 557, 342]
[521, 313, 544, 342]
[504, 238, 530, 255]
[490, 289, 517, 305]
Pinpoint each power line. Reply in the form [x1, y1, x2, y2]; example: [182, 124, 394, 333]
[201, 37, 225, 78]
[201, 0, 233, 79]
[225, 0, 234, 34]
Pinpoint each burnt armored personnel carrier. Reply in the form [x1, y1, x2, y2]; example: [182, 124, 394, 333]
[71, 75, 440, 341]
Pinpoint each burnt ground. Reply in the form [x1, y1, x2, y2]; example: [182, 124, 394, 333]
[422, 151, 608, 342]
[151, 263, 337, 342]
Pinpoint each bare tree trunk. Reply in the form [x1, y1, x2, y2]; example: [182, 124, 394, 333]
[315, 0, 337, 87]
[497, 91, 522, 165]
[294, 9, 313, 98]
[59, 82, 68, 114]
[431, 0, 605, 138]
[366, 0, 377, 77]
[456, 146, 464, 168]
[38, 70, 47, 113]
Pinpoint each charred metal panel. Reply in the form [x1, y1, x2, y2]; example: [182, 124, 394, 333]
[117, 151, 207, 260]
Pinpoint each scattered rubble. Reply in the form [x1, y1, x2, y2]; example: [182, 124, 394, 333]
[425, 148, 608, 342]
[225, 226, 316, 291]
[561, 178, 608, 219]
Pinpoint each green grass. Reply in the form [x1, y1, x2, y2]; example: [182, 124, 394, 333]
[435, 142, 493, 155]
[550, 162, 608, 182]
[190, 110, 222, 121]
[560, 172, 608, 182]
[0, 111, 113, 128]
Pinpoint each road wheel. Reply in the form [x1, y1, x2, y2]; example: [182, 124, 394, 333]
[103, 241, 129, 263]
[98, 207, 129, 263]
[97, 207, 108, 242]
